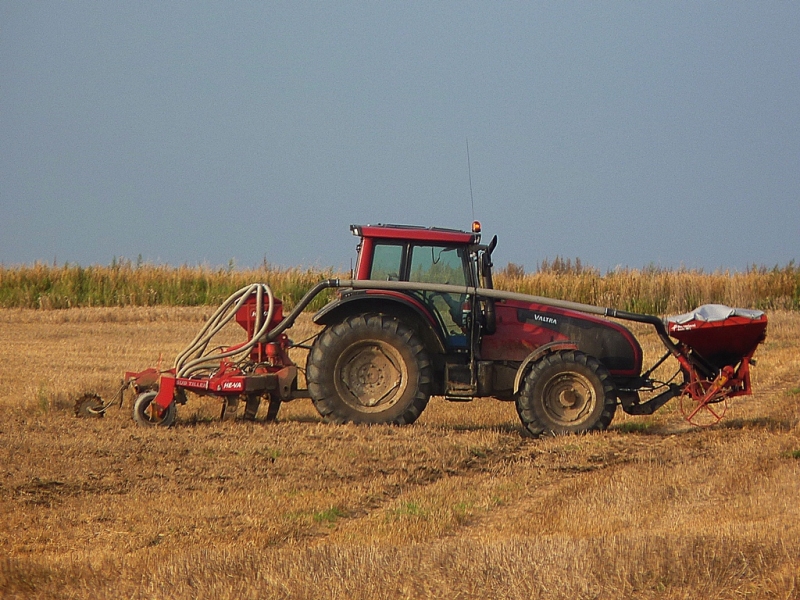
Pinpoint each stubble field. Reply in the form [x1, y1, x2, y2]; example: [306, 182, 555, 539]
[1, 307, 799, 599]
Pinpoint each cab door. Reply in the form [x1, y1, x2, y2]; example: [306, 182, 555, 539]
[405, 244, 479, 397]
[406, 244, 473, 350]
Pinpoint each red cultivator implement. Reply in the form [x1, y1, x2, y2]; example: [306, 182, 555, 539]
[81, 284, 302, 427]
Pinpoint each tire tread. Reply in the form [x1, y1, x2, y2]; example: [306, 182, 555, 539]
[515, 350, 616, 437]
[307, 313, 432, 425]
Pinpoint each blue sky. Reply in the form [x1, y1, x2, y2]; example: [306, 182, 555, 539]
[2, 2, 798, 273]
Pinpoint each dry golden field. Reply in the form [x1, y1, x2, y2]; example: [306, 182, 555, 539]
[1, 307, 799, 599]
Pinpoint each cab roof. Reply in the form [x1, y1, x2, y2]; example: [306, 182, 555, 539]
[351, 224, 479, 245]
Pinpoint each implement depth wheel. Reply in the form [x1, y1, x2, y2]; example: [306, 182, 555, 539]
[133, 390, 177, 428]
[516, 350, 616, 437]
[306, 314, 432, 425]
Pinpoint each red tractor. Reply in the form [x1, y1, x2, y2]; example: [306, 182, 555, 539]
[306, 223, 634, 434]
[95, 222, 766, 436]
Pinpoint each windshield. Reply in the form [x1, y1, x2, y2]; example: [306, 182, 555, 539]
[408, 246, 467, 286]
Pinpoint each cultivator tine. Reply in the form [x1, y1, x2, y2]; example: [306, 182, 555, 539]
[239, 393, 282, 421]
[265, 395, 281, 422]
[244, 395, 261, 421]
[220, 396, 240, 421]
[222, 394, 281, 422]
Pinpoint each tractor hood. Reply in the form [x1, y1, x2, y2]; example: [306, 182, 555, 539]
[480, 298, 643, 377]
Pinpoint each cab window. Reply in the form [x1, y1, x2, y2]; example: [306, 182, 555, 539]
[409, 245, 469, 346]
[370, 243, 403, 280]
[408, 246, 467, 285]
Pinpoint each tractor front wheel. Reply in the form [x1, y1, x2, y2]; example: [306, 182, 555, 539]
[133, 390, 177, 427]
[516, 350, 616, 437]
[306, 314, 432, 425]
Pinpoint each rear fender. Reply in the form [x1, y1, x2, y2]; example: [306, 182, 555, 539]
[313, 291, 448, 355]
[513, 341, 579, 395]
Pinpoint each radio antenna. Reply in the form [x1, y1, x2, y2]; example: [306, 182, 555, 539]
[466, 138, 475, 222]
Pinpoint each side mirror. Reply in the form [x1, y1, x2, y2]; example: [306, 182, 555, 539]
[481, 235, 497, 274]
[480, 238, 497, 335]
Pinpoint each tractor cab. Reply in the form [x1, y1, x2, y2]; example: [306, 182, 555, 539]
[350, 223, 494, 353]
[340, 223, 500, 400]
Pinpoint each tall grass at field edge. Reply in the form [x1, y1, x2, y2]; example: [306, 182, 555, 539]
[0, 261, 338, 311]
[495, 259, 800, 314]
[1, 259, 798, 313]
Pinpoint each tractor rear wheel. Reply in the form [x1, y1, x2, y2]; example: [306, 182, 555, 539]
[306, 314, 432, 424]
[133, 390, 177, 427]
[516, 350, 616, 437]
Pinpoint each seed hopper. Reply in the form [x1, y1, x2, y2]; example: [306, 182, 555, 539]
[665, 305, 767, 425]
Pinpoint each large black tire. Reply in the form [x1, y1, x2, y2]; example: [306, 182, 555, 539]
[516, 350, 616, 437]
[306, 314, 433, 425]
[133, 390, 177, 428]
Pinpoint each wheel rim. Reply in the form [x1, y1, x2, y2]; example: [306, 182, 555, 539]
[540, 371, 597, 427]
[334, 340, 408, 412]
[138, 393, 168, 425]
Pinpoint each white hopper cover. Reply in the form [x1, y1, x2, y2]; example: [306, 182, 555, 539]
[667, 304, 765, 325]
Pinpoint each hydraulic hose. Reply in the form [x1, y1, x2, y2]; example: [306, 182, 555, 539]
[263, 279, 339, 341]
[175, 283, 275, 378]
